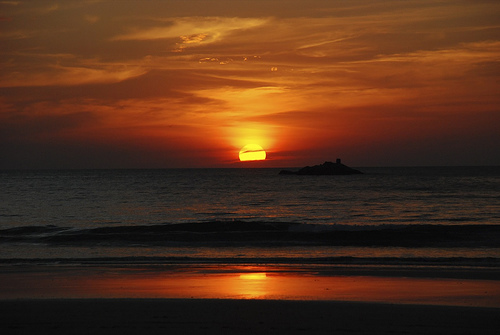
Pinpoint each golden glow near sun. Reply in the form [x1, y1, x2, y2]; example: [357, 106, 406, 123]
[2, 1, 500, 169]
[239, 144, 267, 161]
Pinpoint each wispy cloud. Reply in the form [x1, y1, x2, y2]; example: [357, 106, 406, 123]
[84, 14, 99, 24]
[112, 17, 268, 43]
[1, 0, 499, 168]
[0, 62, 147, 88]
[0, 1, 21, 5]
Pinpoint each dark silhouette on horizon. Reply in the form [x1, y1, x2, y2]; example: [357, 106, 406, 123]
[279, 159, 363, 175]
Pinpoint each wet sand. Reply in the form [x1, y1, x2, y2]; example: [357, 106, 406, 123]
[1, 298, 499, 335]
[1, 265, 499, 306]
[1, 265, 499, 334]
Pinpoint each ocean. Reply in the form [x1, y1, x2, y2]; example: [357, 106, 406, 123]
[1, 166, 499, 270]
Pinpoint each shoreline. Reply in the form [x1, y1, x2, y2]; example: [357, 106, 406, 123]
[1, 298, 499, 335]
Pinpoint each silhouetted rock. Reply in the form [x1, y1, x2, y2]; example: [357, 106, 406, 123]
[279, 159, 362, 175]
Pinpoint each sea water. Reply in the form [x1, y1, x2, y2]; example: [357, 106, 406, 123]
[1, 167, 499, 268]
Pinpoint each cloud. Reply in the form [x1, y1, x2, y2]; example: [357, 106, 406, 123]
[174, 33, 209, 52]
[84, 14, 99, 23]
[112, 17, 268, 46]
[0, 1, 20, 5]
[0, 62, 147, 88]
[1, 111, 97, 140]
[1, 1, 499, 168]
[375, 41, 500, 64]
[0, 30, 35, 39]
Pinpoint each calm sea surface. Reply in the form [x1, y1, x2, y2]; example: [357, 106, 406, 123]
[1, 166, 499, 267]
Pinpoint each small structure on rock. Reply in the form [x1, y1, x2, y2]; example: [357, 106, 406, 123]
[279, 159, 362, 175]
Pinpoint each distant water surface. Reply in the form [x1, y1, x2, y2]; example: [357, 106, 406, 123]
[1, 166, 499, 267]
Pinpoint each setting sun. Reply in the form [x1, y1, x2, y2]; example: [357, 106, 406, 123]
[0, 0, 499, 170]
[239, 144, 267, 162]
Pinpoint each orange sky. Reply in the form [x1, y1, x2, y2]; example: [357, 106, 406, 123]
[1, 0, 499, 168]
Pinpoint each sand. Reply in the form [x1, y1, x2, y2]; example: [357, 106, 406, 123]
[1, 298, 499, 335]
[1, 265, 500, 306]
[1, 264, 499, 334]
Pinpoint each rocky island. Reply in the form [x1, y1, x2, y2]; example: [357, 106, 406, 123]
[279, 159, 363, 175]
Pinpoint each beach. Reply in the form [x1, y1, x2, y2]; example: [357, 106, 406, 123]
[1, 264, 499, 334]
[1, 168, 499, 333]
[2, 298, 499, 335]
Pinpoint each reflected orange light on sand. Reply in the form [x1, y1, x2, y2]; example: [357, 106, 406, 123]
[87, 272, 276, 300]
[234, 273, 269, 298]
[1, 268, 500, 307]
[239, 273, 267, 280]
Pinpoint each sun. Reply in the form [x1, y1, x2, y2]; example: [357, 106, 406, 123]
[239, 144, 266, 162]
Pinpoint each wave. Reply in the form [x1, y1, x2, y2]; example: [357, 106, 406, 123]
[1, 255, 498, 268]
[1, 221, 499, 248]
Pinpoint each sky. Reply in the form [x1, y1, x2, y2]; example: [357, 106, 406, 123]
[1, 0, 499, 169]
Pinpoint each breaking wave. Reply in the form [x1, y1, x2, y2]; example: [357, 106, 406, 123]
[1, 221, 499, 248]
